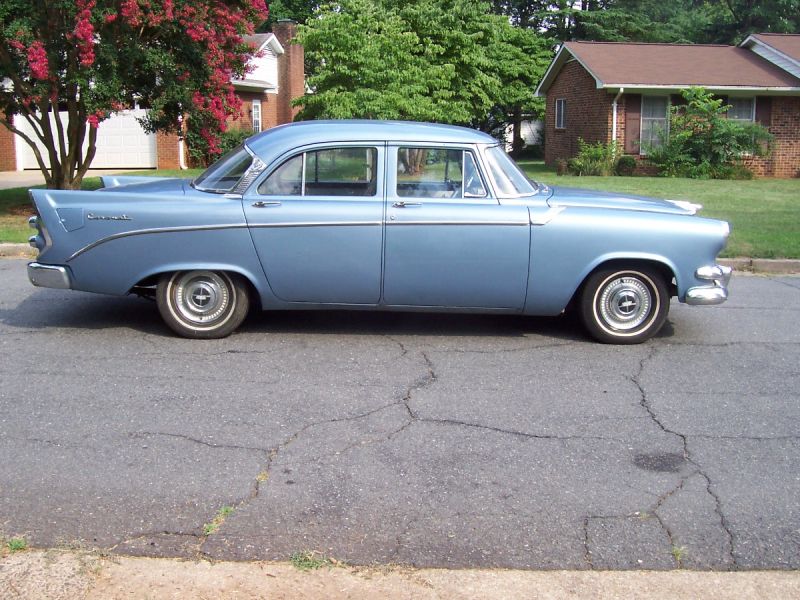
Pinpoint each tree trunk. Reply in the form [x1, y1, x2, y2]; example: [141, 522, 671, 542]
[511, 106, 524, 157]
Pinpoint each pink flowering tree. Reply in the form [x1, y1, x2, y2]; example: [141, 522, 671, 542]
[0, 0, 268, 189]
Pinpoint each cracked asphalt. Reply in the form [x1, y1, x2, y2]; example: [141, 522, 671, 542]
[1, 258, 798, 570]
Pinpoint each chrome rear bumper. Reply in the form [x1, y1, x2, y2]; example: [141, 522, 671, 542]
[686, 264, 732, 306]
[28, 262, 72, 290]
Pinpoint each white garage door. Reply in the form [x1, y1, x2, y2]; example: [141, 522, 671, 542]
[15, 108, 157, 170]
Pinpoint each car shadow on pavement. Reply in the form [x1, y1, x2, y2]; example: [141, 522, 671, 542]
[3, 289, 589, 341]
[1, 291, 166, 335]
[4, 289, 675, 342]
[239, 308, 589, 341]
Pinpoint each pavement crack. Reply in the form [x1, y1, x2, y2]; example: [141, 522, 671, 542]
[108, 530, 204, 554]
[413, 417, 625, 443]
[390, 517, 419, 562]
[129, 431, 267, 454]
[383, 334, 410, 357]
[632, 350, 739, 569]
[582, 517, 594, 569]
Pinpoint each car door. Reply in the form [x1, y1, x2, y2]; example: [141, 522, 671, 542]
[243, 144, 384, 304]
[382, 145, 530, 309]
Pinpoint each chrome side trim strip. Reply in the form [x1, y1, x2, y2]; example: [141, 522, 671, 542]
[249, 221, 383, 229]
[386, 221, 529, 226]
[67, 223, 250, 262]
[67, 218, 531, 262]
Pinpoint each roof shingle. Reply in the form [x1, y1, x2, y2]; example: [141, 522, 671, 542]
[751, 33, 800, 62]
[564, 40, 800, 89]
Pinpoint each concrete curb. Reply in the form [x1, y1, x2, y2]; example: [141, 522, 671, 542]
[1, 243, 798, 274]
[719, 257, 800, 274]
[0, 243, 36, 259]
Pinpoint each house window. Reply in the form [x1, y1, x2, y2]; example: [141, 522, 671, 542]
[728, 97, 755, 123]
[640, 96, 668, 154]
[252, 98, 262, 133]
[555, 98, 566, 129]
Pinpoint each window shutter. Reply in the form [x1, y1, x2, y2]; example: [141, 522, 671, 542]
[625, 94, 641, 154]
[755, 97, 772, 128]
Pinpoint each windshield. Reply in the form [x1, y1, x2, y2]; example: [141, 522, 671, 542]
[193, 145, 253, 193]
[483, 145, 538, 197]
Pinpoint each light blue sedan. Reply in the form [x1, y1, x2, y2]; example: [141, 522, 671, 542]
[27, 120, 731, 343]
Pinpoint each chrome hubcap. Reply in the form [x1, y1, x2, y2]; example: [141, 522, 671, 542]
[173, 271, 232, 326]
[598, 276, 652, 331]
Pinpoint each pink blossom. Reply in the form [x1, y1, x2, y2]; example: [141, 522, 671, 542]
[74, 0, 97, 67]
[27, 41, 49, 80]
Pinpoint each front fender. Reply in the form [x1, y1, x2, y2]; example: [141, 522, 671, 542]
[524, 207, 729, 315]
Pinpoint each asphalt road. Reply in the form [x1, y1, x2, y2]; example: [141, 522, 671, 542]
[1, 258, 798, 570]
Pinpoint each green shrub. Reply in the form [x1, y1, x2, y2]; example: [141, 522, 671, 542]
[186, 128, 254, 168]
[567, 139, 620, 176]
[615, 155, 637, 176]
[646, 87, 772, 179]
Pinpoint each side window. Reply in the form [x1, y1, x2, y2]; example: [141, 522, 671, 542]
[396, 148, 486, 199]
[555, 98, 566, 129]
[258, 147, 378, 197]
[258, 154, 302, 195]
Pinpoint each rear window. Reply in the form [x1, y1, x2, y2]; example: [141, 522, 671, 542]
[193, 145, 253, 193]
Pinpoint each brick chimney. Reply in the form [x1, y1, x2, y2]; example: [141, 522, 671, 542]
[272, 19, 305, 124]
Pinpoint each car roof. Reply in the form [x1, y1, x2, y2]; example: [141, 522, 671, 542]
[246, 120, 498, 160]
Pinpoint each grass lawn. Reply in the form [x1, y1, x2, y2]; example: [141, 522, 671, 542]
[519, 161, 800, 259]
[0, 169, 202, 243]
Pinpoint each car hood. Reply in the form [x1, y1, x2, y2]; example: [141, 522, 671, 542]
[545, 185, 698, 215]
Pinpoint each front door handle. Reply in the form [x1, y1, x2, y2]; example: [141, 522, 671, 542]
[392, 201, 422, 208]
[252, 201, 282, 208]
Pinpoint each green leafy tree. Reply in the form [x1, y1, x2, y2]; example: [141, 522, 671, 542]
[570, 0, 714, 43]
[702, 0, 800, 44]
[0, 0, 268, 189]
[261, 0, 318, 28]
[295, 0, 550, 135]
[646, 87, 772, 179]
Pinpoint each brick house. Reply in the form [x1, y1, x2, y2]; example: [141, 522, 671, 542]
[535, 34, 800, 178]
[0, 20, 304, 172]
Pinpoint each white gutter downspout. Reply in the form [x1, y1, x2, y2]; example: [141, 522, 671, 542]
[177, 113, 188, 170]
[611, 87, 624, 148]
[178, 137, 188, 170]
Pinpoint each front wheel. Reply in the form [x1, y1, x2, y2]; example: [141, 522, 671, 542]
[156, 271, 250, 339]
[579, 266, 669, 344]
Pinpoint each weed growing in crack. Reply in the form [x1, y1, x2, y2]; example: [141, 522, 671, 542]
[6, 536, 28, 553]
[671, 545, 688, 564]
[290, 550, 336, 571]
[203, 506, 235, 536]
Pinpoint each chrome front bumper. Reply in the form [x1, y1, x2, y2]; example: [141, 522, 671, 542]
[686, 264, 732, 306]
[28, 262, 72, 290]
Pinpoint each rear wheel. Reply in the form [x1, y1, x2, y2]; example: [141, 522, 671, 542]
[579, 266, 669, 344]
[156, 270, 249, 339]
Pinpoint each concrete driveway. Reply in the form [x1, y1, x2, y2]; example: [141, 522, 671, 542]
[0, 259, 798, 570]
[0, 169, 133, 190]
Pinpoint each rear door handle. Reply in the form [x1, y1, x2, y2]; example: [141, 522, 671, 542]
[252, 201, 282, 208]
[392, 201, 422, 208]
